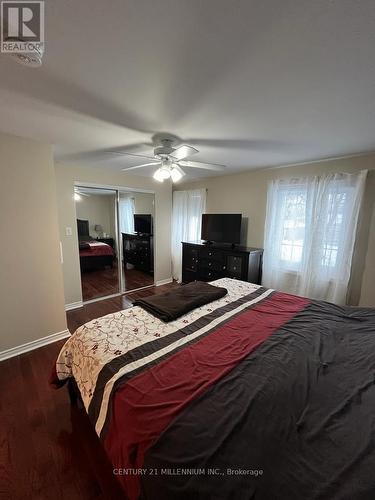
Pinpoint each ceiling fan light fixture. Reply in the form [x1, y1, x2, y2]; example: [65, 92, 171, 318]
[109, 133, 227, 179]
[153, 169, 163, 182]
[170, 166, 184, 183]
[160, 166, 172, 179]
[153, 167, 170, 182]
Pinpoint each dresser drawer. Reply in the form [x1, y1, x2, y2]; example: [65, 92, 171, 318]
[199, 268, 221, 281]
[199, 258, 225, 272]
[199, 247, 225, 262]
[182, 269, 198, 284]
[183, 246, 199, 271]
[226, 254, 245, 278]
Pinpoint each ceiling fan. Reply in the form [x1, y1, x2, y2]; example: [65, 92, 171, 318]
[107, 133, 226, 182]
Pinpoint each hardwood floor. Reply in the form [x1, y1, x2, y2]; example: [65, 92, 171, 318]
[81, 261, 155, 302]
[0, 282, 178, 500]
[124, 268, 154, 291]
[81, 263, 119, 301]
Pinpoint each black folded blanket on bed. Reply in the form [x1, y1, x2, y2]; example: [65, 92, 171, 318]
[134, 281, 228, 322]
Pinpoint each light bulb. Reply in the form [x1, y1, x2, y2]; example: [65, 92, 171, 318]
[170, 167, 183, 183]
[153, 168, 166, 182]
[159, 166, 171, 179]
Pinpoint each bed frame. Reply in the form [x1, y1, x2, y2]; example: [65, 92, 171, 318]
[67, 377, 84, 409]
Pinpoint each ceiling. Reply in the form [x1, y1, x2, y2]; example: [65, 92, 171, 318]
[1, 0, 375, 179]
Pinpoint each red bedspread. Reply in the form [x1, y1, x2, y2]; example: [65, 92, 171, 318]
[79, 241, 114, 257]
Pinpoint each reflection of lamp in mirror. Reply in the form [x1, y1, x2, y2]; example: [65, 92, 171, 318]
[95, 224, 103, 238]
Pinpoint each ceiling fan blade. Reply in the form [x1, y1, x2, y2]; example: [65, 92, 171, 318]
[186, 138, 284, 150]
[108, 141, 154, 154]
[178, 160, 226, 171]
[123, 142, 153, 152]
[170, 144, 199, 161]
[106, 151, 156, 160]
[122, 162, 161, 171]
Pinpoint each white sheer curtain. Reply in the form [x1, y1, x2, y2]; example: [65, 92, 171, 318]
[172, 189, 206, 282]
[262, 170, 367, 304]
[119, 196, 135, 233]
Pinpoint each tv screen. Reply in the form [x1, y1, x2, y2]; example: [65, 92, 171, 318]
[134, 214, 152, 234]
[201, 214, 242, 244]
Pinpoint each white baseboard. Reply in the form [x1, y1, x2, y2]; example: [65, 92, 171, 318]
[65, 300, 83, 311]
[0, 329, 71, 362]
[156, 277, 173, 286]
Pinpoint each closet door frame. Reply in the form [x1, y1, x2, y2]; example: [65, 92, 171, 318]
[74, 181, 156, 304]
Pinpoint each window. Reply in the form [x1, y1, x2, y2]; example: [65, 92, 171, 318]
[171, 189, 206, 282]
[262, 171, 367, 304]
[278, 187, 306, 267]
[319, 190, 348, 269]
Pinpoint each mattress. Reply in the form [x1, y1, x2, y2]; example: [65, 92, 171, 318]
[79, 240, 114, 257]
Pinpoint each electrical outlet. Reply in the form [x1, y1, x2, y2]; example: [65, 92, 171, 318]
[65, 227, 72, 236]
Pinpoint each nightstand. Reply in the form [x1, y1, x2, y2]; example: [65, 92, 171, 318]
[96, 237, 114, 248]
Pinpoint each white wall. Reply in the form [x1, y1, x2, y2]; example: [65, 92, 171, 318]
[0, 132, 67, 354]
[119, 192, 155, 217]
[176, 153, 375, 306]
[76, 193, 116, 238]
[55, 163, 172, 305]
[133, 192, 155, 215]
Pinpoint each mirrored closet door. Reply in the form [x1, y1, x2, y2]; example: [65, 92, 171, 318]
[74, 185, 155, 303]
[75, 186, 119, 302]
[119, 191, 155, 293]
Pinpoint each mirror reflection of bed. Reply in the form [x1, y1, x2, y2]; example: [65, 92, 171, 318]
[75, 186, 155, 303]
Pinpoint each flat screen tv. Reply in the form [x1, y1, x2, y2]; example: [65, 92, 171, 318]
[201, 213, 242, 244]
[134, 214, 152, 235]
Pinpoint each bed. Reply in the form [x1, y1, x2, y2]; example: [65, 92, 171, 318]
[52, 278, 375, 500]
[77, 219, 114, 272]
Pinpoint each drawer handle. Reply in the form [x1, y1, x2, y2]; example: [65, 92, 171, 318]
[208, 262, 212, 266]
[209, 252, 212, 256]
[223, 266, 226, 270]
[233, 266, 237, 270]
[208, 272, 212, 276]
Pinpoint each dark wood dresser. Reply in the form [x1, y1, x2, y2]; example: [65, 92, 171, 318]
[182, 241, 263, 284]
[122, 233, 153, 274]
